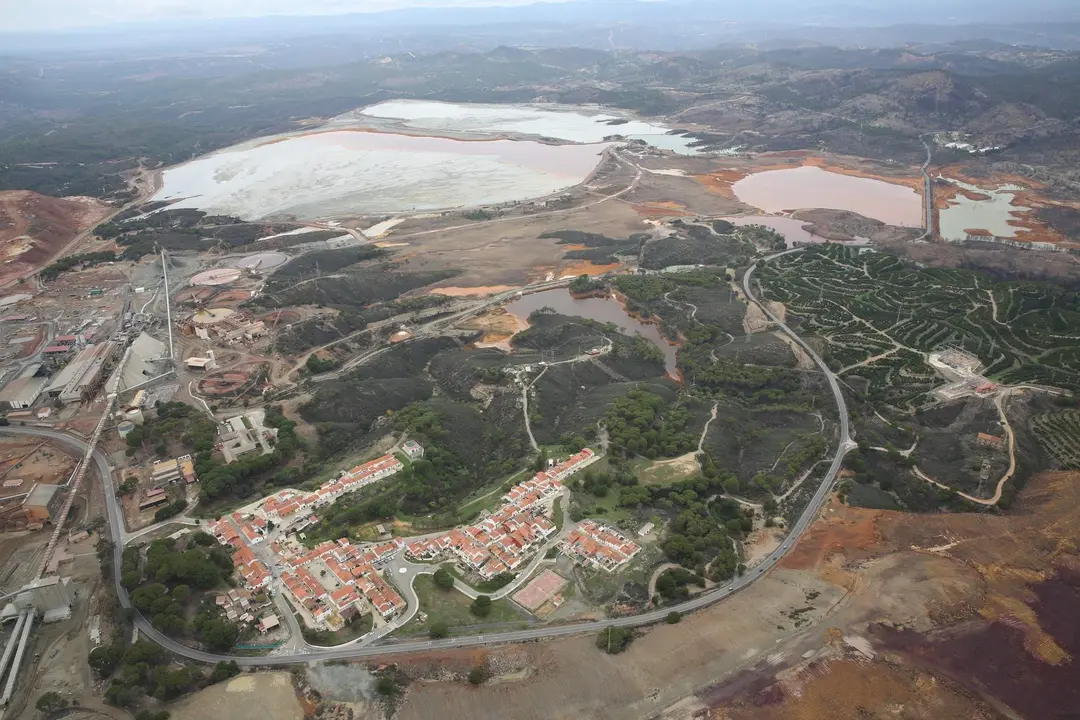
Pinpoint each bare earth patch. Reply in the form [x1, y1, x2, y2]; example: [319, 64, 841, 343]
[744, 300, 786, 334]
[169, 672, 303, 720]
[638, 453, 701, 486]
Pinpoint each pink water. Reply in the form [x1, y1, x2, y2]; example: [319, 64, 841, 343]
[731, 166, 922, 227]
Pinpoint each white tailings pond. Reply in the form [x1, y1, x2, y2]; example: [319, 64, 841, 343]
[153, 130, 610, 220]
[355, 100, 701, 155]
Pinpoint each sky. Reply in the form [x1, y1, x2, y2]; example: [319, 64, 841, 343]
[1, 0, 580, 32]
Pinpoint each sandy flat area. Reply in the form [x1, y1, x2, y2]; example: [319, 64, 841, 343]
[169, 673, 302, 720]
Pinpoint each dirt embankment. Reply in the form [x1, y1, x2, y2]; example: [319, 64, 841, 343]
[712, 471, 1080, 719]
[0, 190, 111, 286]
[460, 307, 528, 351]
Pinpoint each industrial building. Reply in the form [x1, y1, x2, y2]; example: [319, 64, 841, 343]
[13, 576, 75, 623]
[0, 365, 48, 410]
[21, 484, 64, 525]
[219, 410, 279, 464]
[139, 487, 169, 510]
[0, 478, 65, 531]
[44, 342, 116, 404]
[117, 333, 169, 392]
[150, 454, 197, 486]
[184, 351, 217, 371]
[0, 576, 77, 707]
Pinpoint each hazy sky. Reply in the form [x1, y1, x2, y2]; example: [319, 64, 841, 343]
[2, 0, 576, 31]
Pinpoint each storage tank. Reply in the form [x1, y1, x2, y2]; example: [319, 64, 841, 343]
[116, 420, 135, 439]
[125, 408, 145, 426]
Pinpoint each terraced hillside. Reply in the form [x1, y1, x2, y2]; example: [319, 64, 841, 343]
[758, 244, 1080, 409]
[1031, 407, 1080, 468]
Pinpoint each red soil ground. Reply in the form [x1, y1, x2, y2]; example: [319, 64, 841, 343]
[258, 310, 302, 326]
[209, 289, 252, 306]
[197, 370, 253, 396]
[173, 286, 216, 304]
[0, 190, 111, 287]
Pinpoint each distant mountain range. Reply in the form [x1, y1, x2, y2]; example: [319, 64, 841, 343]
[3, 0, 1080, 54]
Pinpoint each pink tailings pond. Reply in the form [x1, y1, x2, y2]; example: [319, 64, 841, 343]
[731, 166, 922, 227]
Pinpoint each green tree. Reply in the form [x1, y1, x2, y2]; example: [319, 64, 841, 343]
[596, 626, 634, 654]
[375, 677, 398, 696]
[135, 711, 171, 720]
[36, 691, 67, 712]
[429, 622, 449, 639]
[665, 611, 682, 624]
[433, 568, 455, 591]
[89, 642, 126, 677]
[208, 661, 240, 684]
[468, 665, 487, 685]
[470, 595, 492, 618]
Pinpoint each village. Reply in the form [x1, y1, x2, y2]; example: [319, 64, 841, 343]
[202, 444, 641, 639]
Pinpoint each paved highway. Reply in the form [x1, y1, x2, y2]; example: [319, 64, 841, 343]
[2, 249, 852, 666]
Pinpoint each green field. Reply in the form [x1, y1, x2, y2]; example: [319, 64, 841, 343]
[409, 575, 522, 633]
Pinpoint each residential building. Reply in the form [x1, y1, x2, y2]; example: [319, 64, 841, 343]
[401, 440, 424, 460]
[976, 432, 1005, 451]
[561, 520, 641, 572]
[258, 615, 280, 633]
[404, 449, 597, 579]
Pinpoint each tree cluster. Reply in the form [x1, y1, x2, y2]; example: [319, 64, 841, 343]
[41, 250, 117, 281]
[654, 567, 704, 602]
[596, 626, 634, 654]
[305, 354, 343, 374]
[569, 274, 605, 295]
[91, 633, 240, 708]
[120, 537, 240, 651]
[125, 401, 217, 459]
[604, 388, 694, 459]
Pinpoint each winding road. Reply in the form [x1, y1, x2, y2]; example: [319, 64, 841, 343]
[2, 248, 853, 667]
